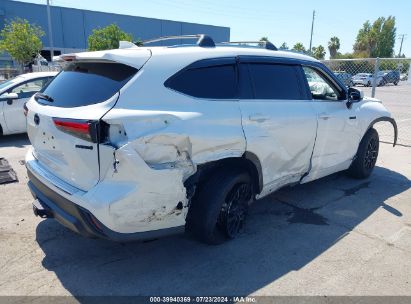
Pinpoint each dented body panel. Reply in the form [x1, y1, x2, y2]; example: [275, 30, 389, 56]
[25, 44, 397, 240]
[302, 96, 396, 183]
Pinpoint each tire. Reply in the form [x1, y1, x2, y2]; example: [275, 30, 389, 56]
[187, 169, 253, 245]
[347, 128, 379, 179]
[394, 81, 398, 86]
[366, 81, 371, 87]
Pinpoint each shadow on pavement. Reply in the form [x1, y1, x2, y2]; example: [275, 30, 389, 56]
[35, 166, 410, 296]
[0, 133, 30, 148]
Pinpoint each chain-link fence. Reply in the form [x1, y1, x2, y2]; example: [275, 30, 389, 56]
[0, 67, 19, 81]
[32, 64, 62, 73]
[322, 58, 411, 146]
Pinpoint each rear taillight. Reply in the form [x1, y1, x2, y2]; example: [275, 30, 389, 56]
[23, 102, 28, 117]
[53, 118, 99, 142]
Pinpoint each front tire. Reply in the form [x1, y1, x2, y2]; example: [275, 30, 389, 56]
[187, 169, 253, 245]
[347, 128, 379, 179]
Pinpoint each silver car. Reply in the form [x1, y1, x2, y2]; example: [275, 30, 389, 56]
[352, 73, 383, 87]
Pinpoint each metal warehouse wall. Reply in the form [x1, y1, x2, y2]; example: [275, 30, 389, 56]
[0, 0, 230, 53]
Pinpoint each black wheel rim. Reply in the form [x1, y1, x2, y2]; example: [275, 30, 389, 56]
[218, 183, 251, 239]
[364, 137, 378, 169]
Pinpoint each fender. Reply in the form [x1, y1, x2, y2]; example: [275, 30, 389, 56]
[244, 151, 264, 193]
[366, 117, 397, 147]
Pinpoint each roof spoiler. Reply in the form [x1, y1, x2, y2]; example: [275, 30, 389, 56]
[119, 41, 138, 49]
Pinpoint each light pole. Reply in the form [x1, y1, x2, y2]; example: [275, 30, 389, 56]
[46, 0, 54, 62]
[397, 34, 407, 57]
[309, 10, 315, 54]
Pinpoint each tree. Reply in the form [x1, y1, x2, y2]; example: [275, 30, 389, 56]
[0, 18, 44, 68]
[292, 42, 306, 53]
[312, 45, 326, 60]
[88, 24, 136, 51]
[279, 42, 289, 50]
[258, 36, 269, 47]
[328, 36, 340, 59]
[353, 16, 396, 58]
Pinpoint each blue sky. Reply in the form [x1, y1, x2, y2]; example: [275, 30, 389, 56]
[15, 0, 411, 57]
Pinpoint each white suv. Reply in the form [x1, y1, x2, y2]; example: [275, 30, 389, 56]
[26, 35, 397, 244]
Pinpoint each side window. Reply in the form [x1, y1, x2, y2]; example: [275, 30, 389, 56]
[246, 63, 303, 100]
[10, 78, 48, 99]
[165, 63, 237, 99]
[303, 67, 342, 101]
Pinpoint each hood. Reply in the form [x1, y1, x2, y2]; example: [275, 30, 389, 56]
[362, 96, 382, 104]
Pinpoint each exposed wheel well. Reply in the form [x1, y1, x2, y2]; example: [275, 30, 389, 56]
[184, 153, 263, 198]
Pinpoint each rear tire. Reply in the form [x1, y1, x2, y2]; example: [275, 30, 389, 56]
[366, 81, 371, 87]
[394, 81, 399, 86]
[347, 128, 379, 179]
[187, 169, 253, 245]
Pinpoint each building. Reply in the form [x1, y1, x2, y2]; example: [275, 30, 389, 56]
[0, 0, 230, 66]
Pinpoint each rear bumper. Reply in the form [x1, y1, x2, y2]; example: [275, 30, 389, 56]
[28, 170, 185, 242]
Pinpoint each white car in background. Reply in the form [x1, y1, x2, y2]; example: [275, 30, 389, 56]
[352, 73, 383, 87]
[25, 36, 397, 244]
[0, 72, 57, 136]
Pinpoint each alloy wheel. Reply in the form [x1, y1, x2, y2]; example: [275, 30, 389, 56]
[218, 183, 251, 239]
[364, 137, 378, 169]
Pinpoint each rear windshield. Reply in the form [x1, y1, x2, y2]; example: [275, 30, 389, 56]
[38, 62, 137, 108]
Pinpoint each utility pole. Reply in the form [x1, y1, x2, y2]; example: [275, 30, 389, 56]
[46, 0, 54, 62]
[309, 10, 315, 54]
[397, 34, 407, 57]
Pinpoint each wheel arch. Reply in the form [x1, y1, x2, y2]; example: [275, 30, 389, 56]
[366, 116, 398, 147]
[185, 152, 263, 196]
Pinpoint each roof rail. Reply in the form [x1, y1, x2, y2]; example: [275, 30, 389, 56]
[142, 34, 215, 47]
[219, 41, 278, 51]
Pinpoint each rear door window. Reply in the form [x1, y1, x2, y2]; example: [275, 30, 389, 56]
[165, 59, 237, 99]
[246, 63, 304, 100]
[37, 62, 137, 108]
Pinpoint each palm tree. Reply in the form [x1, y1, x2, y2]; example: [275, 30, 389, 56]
[312, 45, 326, 60]
[292, 42, 306, 53]
[328, 36, 341, 59]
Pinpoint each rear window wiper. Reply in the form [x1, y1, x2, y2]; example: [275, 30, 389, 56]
[34, 92, 54, 102]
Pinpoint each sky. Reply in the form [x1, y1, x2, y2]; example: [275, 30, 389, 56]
[14, 0, 411, 58]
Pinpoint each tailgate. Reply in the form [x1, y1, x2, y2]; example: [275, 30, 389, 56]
[26, 55, 149, 191]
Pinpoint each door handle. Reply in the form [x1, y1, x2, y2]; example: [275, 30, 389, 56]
[318, 113, 332, 120]
[249, 114, 270, 122]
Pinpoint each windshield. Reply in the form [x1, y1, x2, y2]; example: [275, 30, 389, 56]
[0, 77, 22, 92]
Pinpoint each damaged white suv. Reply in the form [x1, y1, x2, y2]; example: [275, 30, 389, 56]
[26, 35, 397, 244]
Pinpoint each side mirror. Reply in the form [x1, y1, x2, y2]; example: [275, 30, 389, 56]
[0, 92, 19, 100]
[346, 88, 363, 109]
